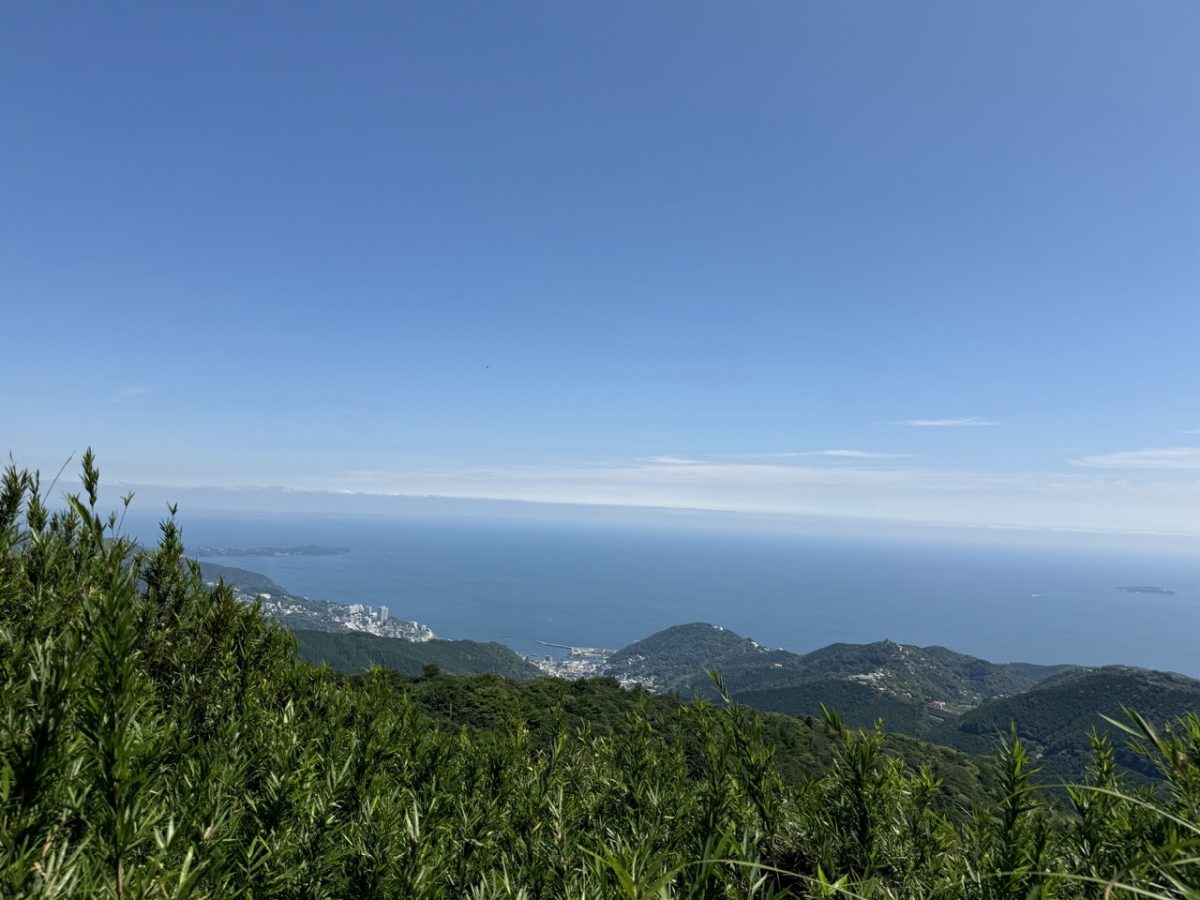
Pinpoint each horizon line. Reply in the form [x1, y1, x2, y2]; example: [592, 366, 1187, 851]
[61, 477, 1200, 543]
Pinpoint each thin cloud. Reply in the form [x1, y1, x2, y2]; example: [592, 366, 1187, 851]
[1070, 447, 1200, 471]
[745, 450, 912, 460]
[896, 417, 996, 428]
[641, 456, 705, 465]
[107, 386, 152, 403]
[327, 458, 1200, 537]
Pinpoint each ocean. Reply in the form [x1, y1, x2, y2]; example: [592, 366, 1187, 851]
[124, 511, 1200, 677]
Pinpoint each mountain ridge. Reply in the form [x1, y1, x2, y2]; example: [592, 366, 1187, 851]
[602, 621, 1200, 782]
[604, 621, 1074, 705]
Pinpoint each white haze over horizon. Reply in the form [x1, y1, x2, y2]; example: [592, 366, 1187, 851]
[45, 454, 1200, 553]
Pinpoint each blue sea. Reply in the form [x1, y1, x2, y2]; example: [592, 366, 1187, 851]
[125, 512, 1200, 677]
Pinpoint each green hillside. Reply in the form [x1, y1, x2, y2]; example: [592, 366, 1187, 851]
[294, 628, 542, 680]
[929, 666, 1200, 784]
[603, 622, 778, 689]
[607, 622, 1072, 710]
[788, 640, 1072, 705]
[311, 668, 996, 811]
[734, 677, 933, 735]
[606, 623, 1200, 787]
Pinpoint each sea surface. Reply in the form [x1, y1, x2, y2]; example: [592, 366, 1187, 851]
[125, 512, 1200, 677]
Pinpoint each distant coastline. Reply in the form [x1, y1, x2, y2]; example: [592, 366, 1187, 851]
[160, 514, 1200, 678]
[1116, 585, 1175, 595]
[191, 544, 351, 558]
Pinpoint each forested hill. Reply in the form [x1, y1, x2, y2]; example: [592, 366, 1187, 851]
[294, 628, 541, 680]
[603, 622, 1200, 783]
[784, 640, 1074, 702]
[929, 666, 1200, 784]
[604, 622, 782, 687]
[605, 622, 1072, 704]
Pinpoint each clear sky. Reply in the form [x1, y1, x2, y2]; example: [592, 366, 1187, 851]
[2, 2, 1198, 538]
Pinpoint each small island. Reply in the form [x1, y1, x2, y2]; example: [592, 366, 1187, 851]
[1116, 585, 1176, 596]
[191, 544, 351, 558]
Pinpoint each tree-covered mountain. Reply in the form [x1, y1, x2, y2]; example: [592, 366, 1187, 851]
[733, 678, 934, 736]
[604, 622, 787, 689]
[376, 670, 998, 811]
[602, 622, 1200, 784]
[294, 628, 541, 680]
[606, 622, 1072, 709]
[929, 666, 1200, 784]
[779, 639, 1073, 705]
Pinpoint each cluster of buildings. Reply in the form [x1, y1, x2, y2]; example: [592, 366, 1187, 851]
[215, 582, 434, 643]
[526, 645, 655, 689]
[346, 603, 389, 623]
[338, 602, 418, 638]
[528, 653, 610, 681]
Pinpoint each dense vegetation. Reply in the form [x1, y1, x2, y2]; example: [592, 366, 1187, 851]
[614, 623, 1200, 785]
[931, 668, 1200, 786]
[608, 624, 1071, 703]
[2, 455, 1198, 897]
[734, 678, 935, 737]
[346, 670, 996, 813]
[293, 629, 541, 680]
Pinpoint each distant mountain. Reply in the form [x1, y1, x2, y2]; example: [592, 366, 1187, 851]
[294, 629, 542, 681]
[928, 666, 1200, 783]
[605, 622, 1071, 713]
[784, 640, 1073, 705]
[603, 622, 783, 689]
[604, 623, 1200, 784]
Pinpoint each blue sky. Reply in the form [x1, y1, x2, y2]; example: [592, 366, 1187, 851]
[2, 2, 1198, 537]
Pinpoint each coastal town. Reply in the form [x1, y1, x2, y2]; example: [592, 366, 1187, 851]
[217, 582, 437, 642]
[525, 643, 658, 690]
